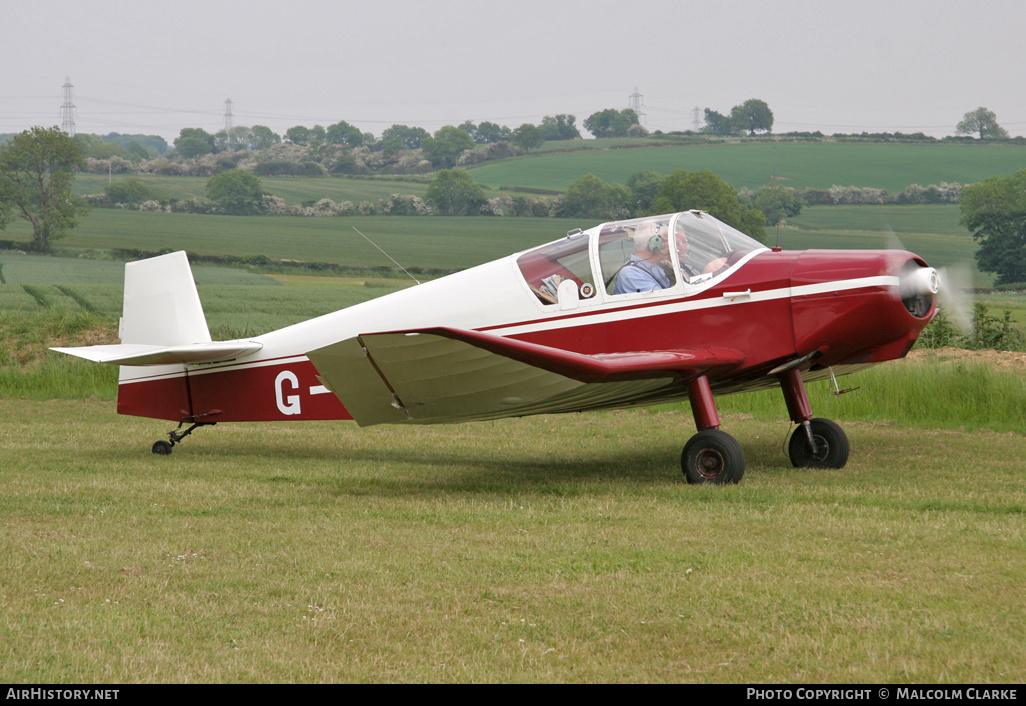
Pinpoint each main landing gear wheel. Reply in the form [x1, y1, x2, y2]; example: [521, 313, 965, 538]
[788, 418, 849, 469]
[681, 429, 746, 485]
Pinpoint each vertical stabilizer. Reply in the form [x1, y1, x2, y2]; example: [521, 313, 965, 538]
[120, 252, 211, 346]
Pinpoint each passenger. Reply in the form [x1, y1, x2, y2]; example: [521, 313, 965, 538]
[613, 221, 674, 294]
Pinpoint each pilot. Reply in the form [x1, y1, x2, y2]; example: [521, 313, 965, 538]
[613, 221, 674, 294]
[669, 223, 695, 280]
[671, 221, 730, 281]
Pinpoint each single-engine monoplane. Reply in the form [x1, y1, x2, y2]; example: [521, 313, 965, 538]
[53, 210, 941, 483]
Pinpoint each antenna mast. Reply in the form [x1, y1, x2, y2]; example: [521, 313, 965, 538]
[60, 77, 76, 136]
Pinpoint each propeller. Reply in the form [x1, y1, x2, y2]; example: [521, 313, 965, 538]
[935, 263, 975, 336]
[885, 229, 974, 336]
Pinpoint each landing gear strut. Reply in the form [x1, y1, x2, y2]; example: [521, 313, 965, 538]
[678, 365, 851, 483]
[151, 420, 216, 455]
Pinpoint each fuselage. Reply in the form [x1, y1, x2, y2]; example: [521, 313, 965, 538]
[115, 212, 936, 424]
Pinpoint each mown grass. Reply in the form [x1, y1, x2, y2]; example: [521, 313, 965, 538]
[0, 399, 1022, 683]
[4, 285, 1025, 683]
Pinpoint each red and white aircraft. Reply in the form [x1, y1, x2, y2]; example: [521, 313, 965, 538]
[53, 210, 940, 483]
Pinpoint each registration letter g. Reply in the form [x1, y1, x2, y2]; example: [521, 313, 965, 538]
[275, 370, 301, 415]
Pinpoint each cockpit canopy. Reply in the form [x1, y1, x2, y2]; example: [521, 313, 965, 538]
[517, 211, 767, 305]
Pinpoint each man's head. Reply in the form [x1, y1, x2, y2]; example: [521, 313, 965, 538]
[633, 221, 666, 259]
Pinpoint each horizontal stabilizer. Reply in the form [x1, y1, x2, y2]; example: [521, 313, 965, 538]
[51, 341, 262, 366]
[308, 327, 744, 426]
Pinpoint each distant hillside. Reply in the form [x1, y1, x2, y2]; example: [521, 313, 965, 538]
[467, 142, 1026, 193]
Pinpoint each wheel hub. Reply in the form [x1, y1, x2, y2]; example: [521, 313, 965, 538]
[696, 449, 724, 478]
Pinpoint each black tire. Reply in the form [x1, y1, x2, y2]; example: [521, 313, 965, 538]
[152, 440, 173, 455]
[788, 418, 849, 468]
[681, 429, 746, 485]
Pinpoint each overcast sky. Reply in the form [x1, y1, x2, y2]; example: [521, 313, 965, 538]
[3, 0, 1025, 143]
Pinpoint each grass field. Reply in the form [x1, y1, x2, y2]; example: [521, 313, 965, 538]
[4, 144, 1025, 682]
[468, 142, 1026, 193]
[0, 396, 1022, 683]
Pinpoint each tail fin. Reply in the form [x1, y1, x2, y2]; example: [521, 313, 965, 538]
[120, 251, 212, 347]
[52, 252, 260, 365]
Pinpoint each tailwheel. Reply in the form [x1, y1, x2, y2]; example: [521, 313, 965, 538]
[788, 418, 849, 468]
[152, 440, 174, 455]
[681, 429, 746, 485]
[151, 420, 216, 455]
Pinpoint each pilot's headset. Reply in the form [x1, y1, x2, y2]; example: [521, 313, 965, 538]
[647, 230, 666, 255]
[647, 233, 665, 254]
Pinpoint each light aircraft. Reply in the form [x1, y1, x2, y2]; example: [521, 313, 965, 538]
[53, 210, 941, 484]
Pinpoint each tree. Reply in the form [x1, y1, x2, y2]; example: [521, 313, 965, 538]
[703, 108, 732, 135]
[560, 174, 633, 219]
[421, 126, 475, 169]
[583, 108, 639, 138]
[285, 124, 328, 146]
[956, 107, 1009, 140]
[381, 124, 431, 154]
[626, 170, 664, 213]
[649, 169, 766, 241]
[205, 169, 264, 214]
[511, 123, 544, 152]
[729, 99, 774, 136]
[959, 170, 1026, 285]
[326, 120, 365, 147]
[540, 114, 581, 141]
[750, 182, 803, 226]
[105, 177, 161, 206]
[174, 127, 216, 157]
[474, 121, 512, 144]
[0, 126, 89, 251]
[249, 125, 281, 150]
[285, 125, 313, 146]
[424, 168, 487, 215]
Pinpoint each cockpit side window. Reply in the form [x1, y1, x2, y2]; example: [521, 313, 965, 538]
[516, 234, 594, 305]
[599, 216, 676, 295]
[671, 211, 763, 283]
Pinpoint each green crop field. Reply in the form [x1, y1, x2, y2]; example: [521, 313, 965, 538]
[778, 205, 990, 285]
[74, 174, 432, 206]
[469, 142, 1026, 193]
[3, 211, 564, 272]
[0, 253, 275, 286]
